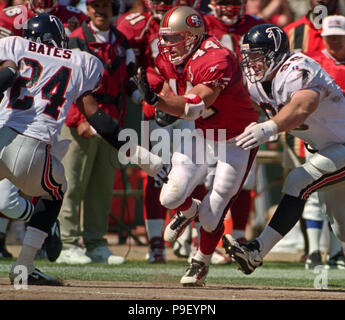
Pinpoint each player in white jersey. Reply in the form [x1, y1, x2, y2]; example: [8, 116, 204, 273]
[222, 24, 345, 275]
[0, 13, 164, 285]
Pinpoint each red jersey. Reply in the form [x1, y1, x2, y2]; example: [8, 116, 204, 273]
[0, 4, 86, 39]
[0, 5, 34, 38]
[155, 35, 258, 140]
[117, 11, 160, 69]
[66, 22, 131, 127]
[283, 13, 325, 54]
[51, 5, 88, 35]
[307, 49, 345, 94]
[203, 14, 265, 56]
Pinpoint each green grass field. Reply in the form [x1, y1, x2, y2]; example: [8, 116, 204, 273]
[0, 258, 344, 290]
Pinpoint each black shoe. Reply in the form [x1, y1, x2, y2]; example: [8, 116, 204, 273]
[10, 268, 64, 286]
[44, 220, 62, 262]
[326, 251, 345, 269]
[0, 233, 12, 258]
[305, 250, 323, 270]
[223, 234, 263, 275]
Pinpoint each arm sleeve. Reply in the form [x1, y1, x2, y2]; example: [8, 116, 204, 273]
[193, 54, 232, 90]
[281, 65, 323, 103]
[0, 36, 18, 64]
[77, 54, 104, 99]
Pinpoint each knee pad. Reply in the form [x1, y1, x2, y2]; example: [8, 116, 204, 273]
[0, 179, 34, 221]
[0, 179, 19, 212]
[159, 178, 187, 209]
[282, 163, 319, 198]
[198, 191, 227, 233]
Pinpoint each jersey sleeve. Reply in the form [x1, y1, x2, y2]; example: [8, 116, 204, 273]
[78, 54, 104, 98]
[193, 53, 233, 90]
[116, 12, 147, 52]
[0, 36, 19, 63]
[279, 58, 323, 103]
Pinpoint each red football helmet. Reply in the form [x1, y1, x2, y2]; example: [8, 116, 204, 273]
[29, 0, 58, 14]
[209, 0, 246, 26]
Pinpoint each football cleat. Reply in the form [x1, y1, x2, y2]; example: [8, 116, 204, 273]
[210, 248, 231, 265]
[147, 237, 166, 264]
[180, 259, 209, 287]
[173, 237, 191, 259]
[164, 209, 199, 243]
[222, 234, 263, 275]
[305, 250, 323, 270]
[10, 268, 64, 286]
[325, 250, 345, 270]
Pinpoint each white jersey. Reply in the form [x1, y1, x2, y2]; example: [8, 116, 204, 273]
[0, 36, 103, 143]
[247, 52, 345, 150]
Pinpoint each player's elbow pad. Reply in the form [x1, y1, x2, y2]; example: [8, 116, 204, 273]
[182, 94, 205, 120]
[0, 66, 17, 93]
[87, 109, 124, 150]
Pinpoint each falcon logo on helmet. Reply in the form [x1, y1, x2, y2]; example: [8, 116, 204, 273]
[186, 14, 202, 28]
[266, 26, 284, 52]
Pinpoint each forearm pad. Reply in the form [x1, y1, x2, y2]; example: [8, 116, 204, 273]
[87, 108, 124, 150]
[0, 66, 17, 93]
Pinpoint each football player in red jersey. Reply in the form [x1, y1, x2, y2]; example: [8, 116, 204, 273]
[283, 0, 340, 54]
[307, 15, 345, 94]
[28, 0, 88, 35]
[0, 3, 32, 38]
[117, 0, 209, 264]
[202, 0, 266, 246]
[204, 0, 266, 56]
[135, 6, 258, 286]
[302, 15, 345, 270]
[0, 0, 87, 38]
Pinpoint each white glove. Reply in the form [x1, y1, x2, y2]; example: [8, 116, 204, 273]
[128, 145, 164, 178]
[235, 120, 278, 150]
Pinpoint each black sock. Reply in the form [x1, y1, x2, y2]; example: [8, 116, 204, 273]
[269, 194, 306, 236]
[28, 198, 62, 233]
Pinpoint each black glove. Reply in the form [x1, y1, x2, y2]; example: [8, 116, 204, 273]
[155, 109, 178, 127]
[133, 67, 159, 106]
[155, 166, 169, 184]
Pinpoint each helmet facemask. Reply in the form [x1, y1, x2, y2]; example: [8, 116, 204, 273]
[158, 6, 204, 65]
[30, 0, 58, 13]
[241, 45, 288, 83]
[209, 0, 246, 26]
[146, 0, 176, 20]
[158, 30, 200, 65]
[23, 14, 68, 49]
